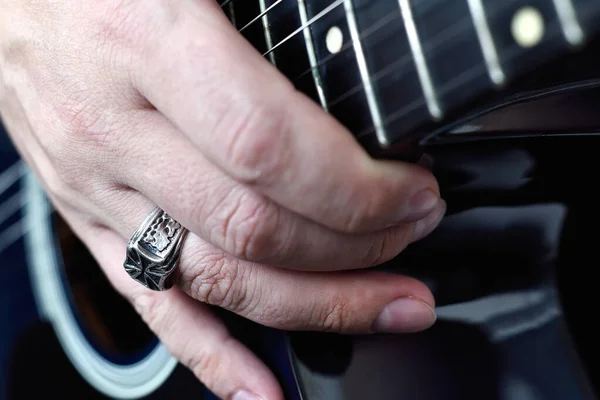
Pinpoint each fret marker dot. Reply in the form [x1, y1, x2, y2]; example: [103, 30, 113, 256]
[326, 26, 343, 54]
[511, 6, 545, 48]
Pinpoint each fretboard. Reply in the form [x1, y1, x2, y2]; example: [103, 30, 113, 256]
[224, 0, 600, 153]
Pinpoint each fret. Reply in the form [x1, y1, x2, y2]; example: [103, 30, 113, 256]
[552, 0, 585, 45]
[411, 0, 494, 113]
[398, 0, 442, 121]
[297, 0, 329, 110]
[350, 0, 600, 146]
[570, 0, 600, 37]
[234, 1, 270, 55]
[300, 0, 382, 136]
[259, 0, 277, 64]
[263, 0, 323, 105]
[226, 2, 237, 28]
[481, 0, 572, 81]
[238, 0, 600, 151]
[343, 0, 389, 146]
[467, 0, 506, 85]
[353, 0, 432, 143]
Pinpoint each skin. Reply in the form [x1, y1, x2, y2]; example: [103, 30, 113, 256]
[0, 1, 446, 399]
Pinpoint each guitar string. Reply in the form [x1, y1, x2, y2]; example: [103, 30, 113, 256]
[243, 0, 514, 138]
[0, 189, 109, 257]
[230, 0, 427, 38]
[290, 10, 403, 84]
[355, 21, 565, 139]
[0, 201, 113, 257]
[259, 0, 424, 56]
[219, 0, 458, 117]
[282, 0, 507, 91]
[239, 0, 479, 137]
[262, 0, 347, 56]
[241, 0, 564, 139]
[239, 0, 284, 32]
[298, 8, 475, 112]
[259, 0, 594, 138]
[223, 0, 585, 123]
[0, 203, 84, 258]
[231, 0, 489, 115]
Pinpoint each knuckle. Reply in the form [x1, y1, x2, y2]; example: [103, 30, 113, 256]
[129, 285, 232, 393]
[320, 297, 352, 332]
[341, 177, 393, 232]
[47, 97, 134, 194]
[52, 88, 114, 150]
[186, 251, 245, 310]
[186, 344, 227, 389]
[131, 290, 164, 331]
[362, 229, 409, 267]
[218, 193, 281, 262]
[221, 99, 291, 184]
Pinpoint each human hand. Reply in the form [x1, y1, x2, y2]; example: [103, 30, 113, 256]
[0, 1, 445, 399]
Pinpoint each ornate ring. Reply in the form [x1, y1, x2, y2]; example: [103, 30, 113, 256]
[123, 206, 188, 291]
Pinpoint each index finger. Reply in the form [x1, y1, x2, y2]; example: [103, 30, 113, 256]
[132, 1, 440, 233]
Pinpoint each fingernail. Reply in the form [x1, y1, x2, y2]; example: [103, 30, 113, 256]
[402, 189, 440, 223]
[411, 199, 446, 242]
[231, 390, 262, 400]
[373, 297, 437, 333]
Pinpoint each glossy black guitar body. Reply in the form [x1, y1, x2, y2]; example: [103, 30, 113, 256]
[4, 0, 600, 398]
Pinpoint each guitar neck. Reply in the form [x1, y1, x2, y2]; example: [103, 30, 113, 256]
[225, 0, 600, 151]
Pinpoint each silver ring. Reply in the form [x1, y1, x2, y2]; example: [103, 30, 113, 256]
[124, 206, 188, 291]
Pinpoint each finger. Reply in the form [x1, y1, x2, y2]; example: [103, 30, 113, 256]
[132, 1, 441, 234]
[96, 187, 440, 334]
[77, 222, 284, 400]
[176, 236, 439, 333]
[109, 111, 444, 270]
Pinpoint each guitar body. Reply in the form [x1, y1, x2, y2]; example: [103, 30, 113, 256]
[4, 0, 600, 398]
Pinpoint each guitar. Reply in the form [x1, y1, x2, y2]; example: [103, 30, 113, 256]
[3, 0, 600, 398]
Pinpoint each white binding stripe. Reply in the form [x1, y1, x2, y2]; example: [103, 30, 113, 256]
[24, 171, 177, 399]
[552, 0, 585, 45]
[297, 0, 329, 111]
[466, 0, 506, 85]
[259, 0, 277, 64]
[344, 0, 389, 146]
[398, 0, 443, 119]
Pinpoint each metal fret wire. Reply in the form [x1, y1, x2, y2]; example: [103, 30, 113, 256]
[263, 0, 348, 56]
[357, 21, 566, 138]
[230, 0, 488, 111]
[229, 0, 585, 139]
[297, 7, 477, 110]
[254, 0, 496, 128]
